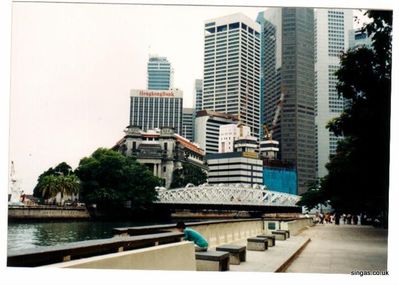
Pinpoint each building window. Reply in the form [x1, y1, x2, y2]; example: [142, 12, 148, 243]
[217, 25, 227, 32]
[164, 142, 168, 151]
[229, 22, 239, 30]
[163, 166, 166, 172]
[133, 141, 136, 150]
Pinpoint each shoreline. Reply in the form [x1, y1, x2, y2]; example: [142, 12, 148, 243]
[8, 205, 91, 221]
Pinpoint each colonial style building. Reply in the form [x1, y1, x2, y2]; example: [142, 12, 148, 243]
[113, 126, 205, 188]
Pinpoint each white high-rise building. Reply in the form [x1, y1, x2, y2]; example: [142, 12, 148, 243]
[315, 9, 353, 177]
[202, 13, 261, 137]
[219, 124, 251, 153]
[194, 110, 238, 154]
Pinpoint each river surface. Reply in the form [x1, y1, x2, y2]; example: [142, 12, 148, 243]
[7, 220, 171, 252]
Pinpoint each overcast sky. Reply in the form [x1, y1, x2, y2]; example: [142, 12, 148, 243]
[4, 1, 384, 194]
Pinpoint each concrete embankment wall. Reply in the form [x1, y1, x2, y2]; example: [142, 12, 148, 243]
[8, 206, 90, 220]
[189, 220, 264, 248]
[47, 241, 196, 270]
[264, 218, 314, 235]
[44, 218, 313, 270]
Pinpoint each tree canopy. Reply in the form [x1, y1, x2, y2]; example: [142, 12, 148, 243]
[170, 162, 207, 189]
[298, 11, 391, 223]
[33, 162, 78, 200]
[75, 148, 161, 209]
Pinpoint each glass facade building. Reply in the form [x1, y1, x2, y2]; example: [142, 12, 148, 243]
[130, 89, 183, 134]
[147, 56, 172, 90]
[202, 13, 261, 137]
[182, 107, 195, 141]
[194, 79, 203, 113]
[257, 8, 316, 194]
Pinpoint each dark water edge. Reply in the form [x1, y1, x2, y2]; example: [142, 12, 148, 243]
[7, 217, 183, 252]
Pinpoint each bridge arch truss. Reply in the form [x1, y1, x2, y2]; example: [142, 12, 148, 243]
[155, 184, 300, 208]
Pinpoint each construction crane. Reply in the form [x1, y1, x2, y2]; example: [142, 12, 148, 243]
[263, 86, 286, 140]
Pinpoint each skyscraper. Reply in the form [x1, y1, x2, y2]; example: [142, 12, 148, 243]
[194, 79, 203, 113]
[182, 107, 195, 141]
[147, 56, 173, 90]
[315, 9, 353, 178]
[257, 8, 316, 194]
[202, 13, 261, 137]
[130, 89, 183, 134]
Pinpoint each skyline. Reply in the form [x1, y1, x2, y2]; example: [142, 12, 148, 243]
[1, 1, 399, 285]
[6, 2, 376, 194]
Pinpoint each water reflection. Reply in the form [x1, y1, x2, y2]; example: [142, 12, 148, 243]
[7, 221, 156, 251]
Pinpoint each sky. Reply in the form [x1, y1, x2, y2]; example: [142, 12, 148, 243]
[1, 1, 399, 284]
[6, 1, 372, 194]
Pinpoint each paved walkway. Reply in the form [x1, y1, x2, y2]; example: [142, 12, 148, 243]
[227, 235, 310, 272]
[285, 224, 388, 274]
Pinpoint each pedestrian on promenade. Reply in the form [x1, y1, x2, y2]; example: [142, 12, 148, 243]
[353, 214, 359, 225]
[334, 212, 341, 225]
[346, 214, 352, 224]
[176, 222, 209, 252]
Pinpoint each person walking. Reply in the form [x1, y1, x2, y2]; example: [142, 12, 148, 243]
[335, 212, 341, 225]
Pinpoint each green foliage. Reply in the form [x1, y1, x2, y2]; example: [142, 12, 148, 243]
[320, 11, 391, 220]
[75, 148, 161, 209]
[33, 162, 75, 199]
[34, 173, 80, 201]
[296, 179, 327, 211]
[170, 162, 207, 189]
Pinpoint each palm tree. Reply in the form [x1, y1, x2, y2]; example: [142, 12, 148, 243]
[36, 175, 62, 201]
[61, 174, 80, 204]
[36, 174, 81, 205]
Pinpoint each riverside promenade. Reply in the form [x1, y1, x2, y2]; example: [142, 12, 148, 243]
[284, 224, 388, 274]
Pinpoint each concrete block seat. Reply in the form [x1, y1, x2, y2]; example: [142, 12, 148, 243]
[215, 245, 246, 265]
[277, 230, 290, 238]
[271, 230, 288, 240]
[247, 237, 268, 251]
[257, 235, 276, 247]
[195, 251, 230, 271]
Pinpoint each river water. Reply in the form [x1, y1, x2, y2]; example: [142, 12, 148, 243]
[7, 220, 168, 252]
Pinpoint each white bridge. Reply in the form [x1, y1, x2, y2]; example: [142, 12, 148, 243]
[155, 183, 301, 208]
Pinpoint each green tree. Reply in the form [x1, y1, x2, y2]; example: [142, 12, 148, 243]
[315, 11, 391, 224]
[35, 175, 62, 200]
[75, 148, 161, 209]
[33, 173, 80, 204]
[296, 179, 328, 212]
[33, 162, 74, 199]
[170, 162, 207, 189]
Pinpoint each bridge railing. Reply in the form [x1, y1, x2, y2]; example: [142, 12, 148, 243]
[155, 184, 300, 207]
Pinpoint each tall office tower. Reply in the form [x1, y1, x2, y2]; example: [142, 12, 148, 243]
[130, 89, 183, 134]
[182, 108, 195, 141]
[257, 8, 316, 194]
[314, 9, 353, 178]
[147, 55, 173, 90]
[194, 79, 203, 113]
[202, 13, 261, 137]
